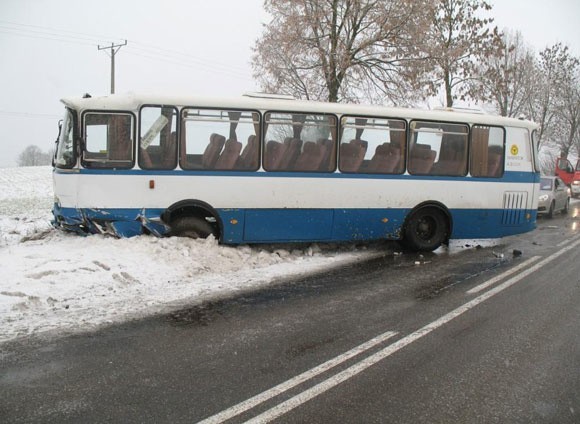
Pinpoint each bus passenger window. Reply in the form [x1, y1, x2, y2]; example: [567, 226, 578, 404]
[181, 109, 259, 171]
[83, 113, 134, 169]
[409, 121, 467, 176]
[340, 117, 406, 174]
[264, 113, 337, 172]
[139, 106, 178, 170]
[470, 126, 505, 178]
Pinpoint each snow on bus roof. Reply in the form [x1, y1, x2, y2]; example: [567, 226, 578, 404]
[60, 92, 538, 129]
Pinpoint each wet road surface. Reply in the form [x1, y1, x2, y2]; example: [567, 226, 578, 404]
[1, 204, 580, 423]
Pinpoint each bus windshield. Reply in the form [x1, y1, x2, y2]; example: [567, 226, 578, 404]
[54, 108, 76, 168]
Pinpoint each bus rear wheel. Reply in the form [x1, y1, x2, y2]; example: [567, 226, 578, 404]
[170, 216, 215, 239]
[402, 207, 449, 252]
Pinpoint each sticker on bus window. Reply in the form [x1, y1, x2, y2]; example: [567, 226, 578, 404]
[140, 115, 169, 149]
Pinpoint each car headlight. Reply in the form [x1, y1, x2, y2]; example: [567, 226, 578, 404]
[539, 194, 549, 201]
[573, 181, 580, 186]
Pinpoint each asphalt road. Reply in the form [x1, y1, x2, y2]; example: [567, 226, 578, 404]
[1, 205, 580, 423]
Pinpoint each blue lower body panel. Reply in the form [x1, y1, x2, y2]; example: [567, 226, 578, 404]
[52, 204, 536, 242]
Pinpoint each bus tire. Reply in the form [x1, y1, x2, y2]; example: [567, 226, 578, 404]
[402, 207, 448, 252]
[170, 216, 215, 239]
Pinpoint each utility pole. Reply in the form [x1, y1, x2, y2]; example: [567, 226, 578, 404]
[98, 40, 127, 94]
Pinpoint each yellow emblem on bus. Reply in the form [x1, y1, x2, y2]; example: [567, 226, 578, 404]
[510, 144, 519, 156]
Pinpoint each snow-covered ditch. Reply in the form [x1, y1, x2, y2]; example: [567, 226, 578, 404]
[0, 167, 387, 343]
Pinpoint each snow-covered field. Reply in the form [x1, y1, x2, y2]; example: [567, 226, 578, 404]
[0, 167, 388, 344]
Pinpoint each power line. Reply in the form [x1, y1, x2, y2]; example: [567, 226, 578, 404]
[128, 40, 251, 75]
[0, 28, 98, 47]
[1, 20, 257, 88]
[0, 110, 62, 119]
[0, 20, 254, 79]
[0, 20, 123, 45]
[123, 49, 253, 82]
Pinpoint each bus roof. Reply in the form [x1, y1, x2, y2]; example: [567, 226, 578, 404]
[61, 92, 539, 130]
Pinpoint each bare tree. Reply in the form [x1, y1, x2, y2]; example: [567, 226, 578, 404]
[422, 0, 503, 107]
[554, 64, 580, 158]
[252, 0, 432, 105]
[475, 30, 537, 117]
[17, 145, 51, 167]
[529, 43, 579, 150]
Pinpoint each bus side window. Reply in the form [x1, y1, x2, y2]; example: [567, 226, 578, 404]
[139, 106, 178, 170]
[264, 113, 336, 172]
[339, 116, 405, 174]
[408, 121, 467, 176]
[83, 112, 134, 169]
[470, 126, 505, 178]
[181, 109, 259, 171]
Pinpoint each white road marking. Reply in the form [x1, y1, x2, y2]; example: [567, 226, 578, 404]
[200, 236, 580, 424]
[557, 239, 571, 247]
[466, 256, 541, 294]
[197, 330, 398, 424]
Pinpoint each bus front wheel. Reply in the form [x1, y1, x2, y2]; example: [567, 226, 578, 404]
[170, 216, 215, 239]
[402, 207, 449, 252]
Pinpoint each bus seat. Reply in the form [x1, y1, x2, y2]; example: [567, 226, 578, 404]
[317, 138, 335, 171]
[351, 139, 368, 170]
[139, 147, 154, 169]
[433, 135, 466, 175]
[264, 140, 288, 170]
[367, 143, 401, 173]
[202, 133, 226, 169]
[236, 135, 259, 169]
[409, 143, 436, 174]
[278, 138, 303, 170]
[294, 142, 324, 171]
[340, 139, 367, 172]
[215, 139, 243, 169]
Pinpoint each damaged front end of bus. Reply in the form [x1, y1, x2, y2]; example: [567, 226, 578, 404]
[51, 98, 171, 238]
[52, 203, 170, 238]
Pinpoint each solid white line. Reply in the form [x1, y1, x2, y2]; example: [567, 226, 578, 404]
[243, 236, 580, 423]
[197, 330, 398, 424]
[466, 256, 541, 294]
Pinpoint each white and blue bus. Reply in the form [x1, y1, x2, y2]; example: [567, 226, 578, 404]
[52, 92, 540, 251]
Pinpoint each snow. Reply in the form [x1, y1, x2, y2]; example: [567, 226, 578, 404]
[0, 167, 387, 343]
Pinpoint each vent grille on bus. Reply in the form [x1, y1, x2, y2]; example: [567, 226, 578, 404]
[502, 191, 528, 225]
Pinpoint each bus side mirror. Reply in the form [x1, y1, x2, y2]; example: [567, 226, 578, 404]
[52, 119, 63, 167]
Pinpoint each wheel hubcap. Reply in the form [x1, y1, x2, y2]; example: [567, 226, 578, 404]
[417, 217, 435, 240]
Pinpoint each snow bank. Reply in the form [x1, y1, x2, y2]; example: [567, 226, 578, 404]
[0, 167, 385, 343]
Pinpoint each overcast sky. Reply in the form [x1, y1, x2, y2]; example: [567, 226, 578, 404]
[0, 0, 579, 168]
